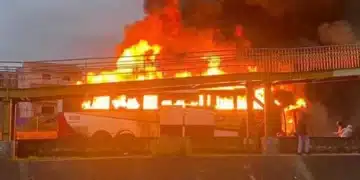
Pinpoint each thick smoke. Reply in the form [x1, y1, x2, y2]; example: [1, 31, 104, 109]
[315, 21, 359, 128]
[244, 0, 360, 128]
[225, 0, 360, 130]
[308, 102, 333, 136]
[140, 0, 360, 129]
[318, 20, 358, 45]
[244, 0, 338, 17]
[121, 0, 250, 57]
[244, 0, 295, 16]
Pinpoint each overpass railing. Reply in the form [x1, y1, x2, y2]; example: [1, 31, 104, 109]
[240, 44, 360, 72]
[1, 44, 360, 88]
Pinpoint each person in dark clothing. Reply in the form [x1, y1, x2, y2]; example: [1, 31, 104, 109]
[296, 109, 311, 154]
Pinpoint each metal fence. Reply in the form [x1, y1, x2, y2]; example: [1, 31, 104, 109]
[16, 136, 360, 158]
[0, 44, 360, 88]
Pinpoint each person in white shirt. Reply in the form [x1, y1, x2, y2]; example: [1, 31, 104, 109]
[341, 125, 353, 138]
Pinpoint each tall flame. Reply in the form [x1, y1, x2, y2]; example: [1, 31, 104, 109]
[79, 39, 306, 136]
[202, 55, 224, 76]
[81, 40, 306, 113]
[86, 40, 163, 84]
[73, 0, 307, 136]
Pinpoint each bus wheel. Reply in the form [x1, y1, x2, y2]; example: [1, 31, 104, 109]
[114, 131, 135, 155]
[90, 130, 113, 154]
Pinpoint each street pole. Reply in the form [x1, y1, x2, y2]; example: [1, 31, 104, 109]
[246, 82, 254, 138]
[263, 82, 277, 154]
[264, 83, 272, 138]
[0, 98, 15, 158]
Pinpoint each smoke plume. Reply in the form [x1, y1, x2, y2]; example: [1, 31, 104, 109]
[118, 0, 257, 67]
[140, 0, 360, 128]
[318, 20, 358, 45]
[245, 0, 295, 16]
[308, 102, 333, 136]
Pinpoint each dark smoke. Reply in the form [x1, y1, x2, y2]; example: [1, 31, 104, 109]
[179, 0, 359, 47]
[177, 0, 360, 128]
[318, 20, 358, 45]
[306, 80, 360, 129]
[143, 0, 360, 127]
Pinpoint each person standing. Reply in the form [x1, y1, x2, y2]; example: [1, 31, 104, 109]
[296, 109, 311, 155]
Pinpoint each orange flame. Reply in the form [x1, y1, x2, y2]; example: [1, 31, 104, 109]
[284, 98, 307, 111]
[80, 40, 230, 85]
[82, 96, 110, 110]
[82, 89, 306, 112]
[202, 55, 224, 76]
[79, 39, 306, 137]
[85, 40, 163, 84]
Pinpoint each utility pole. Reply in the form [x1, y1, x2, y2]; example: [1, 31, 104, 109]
[0, 97, 15, 158]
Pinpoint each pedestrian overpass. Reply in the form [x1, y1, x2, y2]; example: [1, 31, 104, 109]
[1, 44, 360, 147]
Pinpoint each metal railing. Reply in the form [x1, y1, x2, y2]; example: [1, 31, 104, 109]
[1, 44, 360, 88]
[16, 136, 360, 158]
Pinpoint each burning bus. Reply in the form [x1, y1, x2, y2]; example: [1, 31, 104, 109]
[16, 84, 306, 142]
[15, 3, 307, 140]
[15, 38, 307, 141]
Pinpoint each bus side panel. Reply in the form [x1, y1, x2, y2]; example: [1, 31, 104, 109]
[160, 125, 183, 136]
[185, 125, 214, 137]
[159, 107, 185, 125]
[184, 108, 215, 125]
[63, 112, 139, 137]
[214, 129, 239, 137]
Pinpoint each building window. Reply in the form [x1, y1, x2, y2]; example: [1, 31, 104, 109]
[8, 74, 15, 79]
[8, 74, 17, 88]
[62, 76, 71, 81]
[42, 74, 51, 80]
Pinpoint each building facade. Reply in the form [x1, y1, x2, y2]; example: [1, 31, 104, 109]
[17, 62, 82, 120]
[0, 71, 19, 136]
[0, 71, 18, 88]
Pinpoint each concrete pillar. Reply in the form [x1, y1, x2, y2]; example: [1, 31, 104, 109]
[246, 82, 254, 138]
[245, 83, 255, 151]
[1, 99, 14, 142]
[0, 99, 15, 158]
[262, 83, 278, 154]
[57, 99, 63, 113]
[264, 83, 272, 137]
